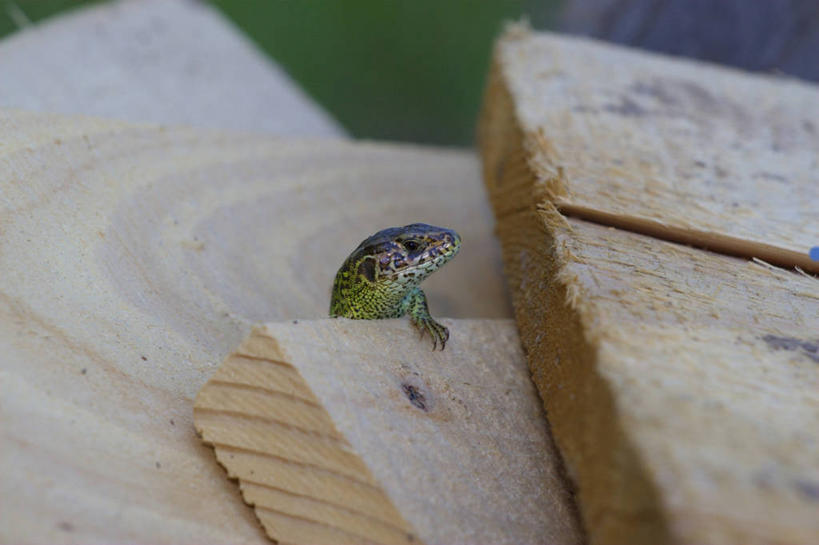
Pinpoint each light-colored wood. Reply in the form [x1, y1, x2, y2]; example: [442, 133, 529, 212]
[0, 108, 509, 543]
[487, 25, 819, 271]
[479, 31, 819, 544]
[554, 201, 819, 272]
[0, 0, 344, 137]
[194, 319, 583, 545]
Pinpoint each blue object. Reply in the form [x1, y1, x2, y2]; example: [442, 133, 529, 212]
[810, 247, 819, 261]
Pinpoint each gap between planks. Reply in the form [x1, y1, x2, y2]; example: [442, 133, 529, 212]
[554, 200, 819, 275]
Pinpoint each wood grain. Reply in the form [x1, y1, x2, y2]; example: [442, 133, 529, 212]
[195, 319, 583, 545]
[479, 34, 819, 543]
[0, 108, 508, 543]
[493, 211, 819, 545]
[0, 0, 344, 137]
[488, 26, 819, 271]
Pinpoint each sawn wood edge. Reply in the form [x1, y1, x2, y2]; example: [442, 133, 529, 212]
[193, 326, 419, 545]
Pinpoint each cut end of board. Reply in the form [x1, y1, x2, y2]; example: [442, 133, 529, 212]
[193, 325, 418, 545]
[194, 319, 584, 545]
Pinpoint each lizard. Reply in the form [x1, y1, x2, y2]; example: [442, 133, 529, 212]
[329, 223, 461, 350]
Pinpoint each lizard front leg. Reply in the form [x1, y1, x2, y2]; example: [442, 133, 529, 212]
[402, 287, 449, 350]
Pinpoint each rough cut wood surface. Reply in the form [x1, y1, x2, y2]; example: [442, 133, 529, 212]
[0, 108, 509, 543]
[488, 25, 819, 271]
[0, 0, 344, 137]
[195, 319, 583, 545]
[480, 29, 819, 544]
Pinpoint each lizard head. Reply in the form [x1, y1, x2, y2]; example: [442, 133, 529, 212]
[352, 223, 461, 286]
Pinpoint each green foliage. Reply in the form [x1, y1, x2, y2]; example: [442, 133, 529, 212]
[211, 1, 557, 145]
[0, 0, 103, 33]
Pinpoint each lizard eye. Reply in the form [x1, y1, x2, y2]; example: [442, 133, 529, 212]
[404, 240, 419, 251]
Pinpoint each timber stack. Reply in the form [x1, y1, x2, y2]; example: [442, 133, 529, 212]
[2, 5, 818, 544]
[479, 25, 819, 545]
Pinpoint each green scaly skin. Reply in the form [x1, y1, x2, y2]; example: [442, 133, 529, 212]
[329, 223, 461, 350]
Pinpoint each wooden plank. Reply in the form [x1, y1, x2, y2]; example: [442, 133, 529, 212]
[0, 109, 509, 543]
[0, 0, 344, 136]
[479, 31, 819, 544]
[194, 319, 583, 545]
[486, 25, 819, 271]
[496, 211, 819, 544]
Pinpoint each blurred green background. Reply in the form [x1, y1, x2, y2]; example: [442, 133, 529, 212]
[0, 0, 558, 145]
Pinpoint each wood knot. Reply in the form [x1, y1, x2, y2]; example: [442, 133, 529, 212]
[401, 380, 430, 411]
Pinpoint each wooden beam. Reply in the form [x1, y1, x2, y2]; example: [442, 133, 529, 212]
[194, 319, 583, 545]
[0, 0, 344, 136]
[484, 25, 819, 272]
[0, 109, 509, 543]
[480, 27, 819, 544]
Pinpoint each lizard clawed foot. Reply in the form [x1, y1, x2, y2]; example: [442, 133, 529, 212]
[411, 317, 449, 350]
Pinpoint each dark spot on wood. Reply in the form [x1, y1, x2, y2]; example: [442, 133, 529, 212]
[604, 96, 647, 116]
[677, 81, 717, 110]
[795, 480, 819, 501]
[694, 160, 707, 167]
[155, 461, 161, 469]
[57, 521, 74, 532]
[631, 78, 750, 132]
[753, 171, 787, 182]
[407, 532, 416, 542]
[169, 419, 175, 426]
[358, 258, 376, 283]
[80, 368, 87, 375]
[763, 335, 801, 350]
[762, 335, 819, 363]
[631, 81, 678, 105]
[292, 320, 298, 324]
[572, 105, 597, 113]
[141, 355, 147, 361]
[401, 383, 428, 411]
[803, 120, 816, 134]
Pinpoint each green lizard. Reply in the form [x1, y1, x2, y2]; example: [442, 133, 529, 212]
[330, 223, 461, 350]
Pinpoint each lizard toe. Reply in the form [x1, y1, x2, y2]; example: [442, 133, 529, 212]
[428, 320, 448, 351]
